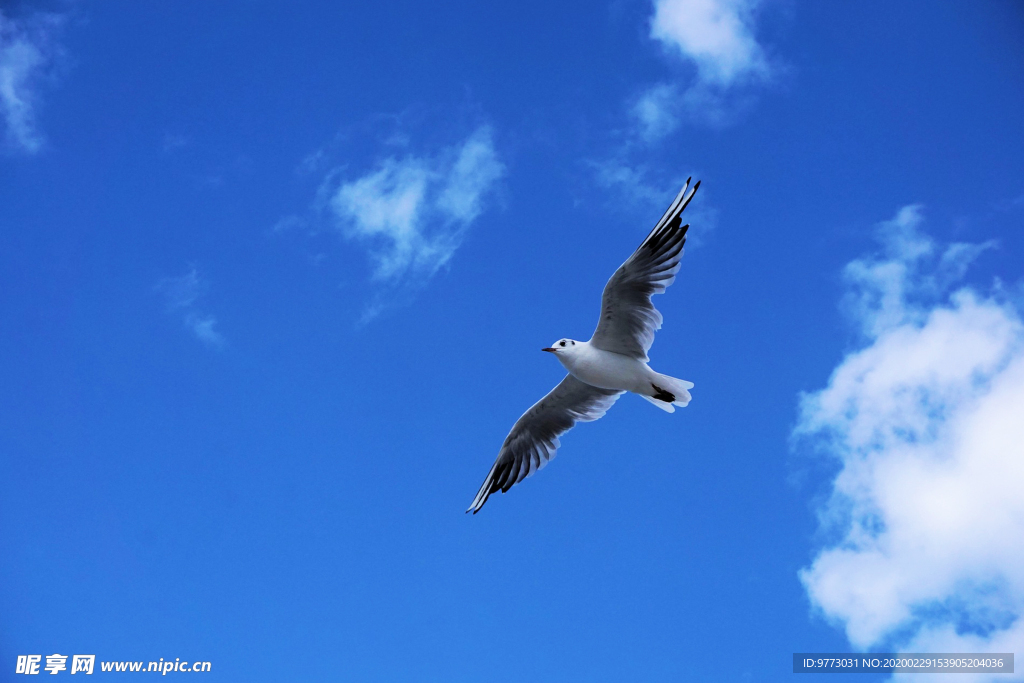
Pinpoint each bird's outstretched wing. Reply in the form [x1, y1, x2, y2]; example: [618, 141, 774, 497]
[590, 178, 699, 361]
[467, 375, 622, 513]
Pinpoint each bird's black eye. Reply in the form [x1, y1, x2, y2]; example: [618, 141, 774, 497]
[571, 341, 575, 345]
[559, 341, 566, 347]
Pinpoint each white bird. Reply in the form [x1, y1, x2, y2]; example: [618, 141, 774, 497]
[467, 178, 700, 513]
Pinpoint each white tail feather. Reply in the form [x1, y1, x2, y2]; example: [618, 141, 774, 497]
[647, 371, 693, 409]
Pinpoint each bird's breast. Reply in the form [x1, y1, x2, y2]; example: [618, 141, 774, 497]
[568, 347, 646, 392]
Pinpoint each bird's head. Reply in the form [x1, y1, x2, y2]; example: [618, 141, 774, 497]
[542, 338, 579, 355]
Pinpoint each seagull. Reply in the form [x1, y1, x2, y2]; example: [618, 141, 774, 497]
[467, 178, 700, 513]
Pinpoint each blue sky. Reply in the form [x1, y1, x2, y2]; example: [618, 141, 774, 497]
[2, 1, 1023, 681]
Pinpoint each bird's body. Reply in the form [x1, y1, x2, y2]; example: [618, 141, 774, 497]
[467, 178, 701, 513]
[558, 340, 646, 392]
[547, 340, 692, 411]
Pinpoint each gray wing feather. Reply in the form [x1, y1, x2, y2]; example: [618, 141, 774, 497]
[590, 179, 699, 361]
[467, 375, 622, 513]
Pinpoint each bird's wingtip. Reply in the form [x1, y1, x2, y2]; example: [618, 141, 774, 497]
[466, 490, 489, 514]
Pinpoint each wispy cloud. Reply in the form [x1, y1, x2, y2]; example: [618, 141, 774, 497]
[841, 205, 997, 338]
[587, 158, 715, 247]
[590, 158, 671, 207]
[318, 124, 503, 304]
[630, 83, 681, 143]
[0, 7, 64, 154]
[634, 0, 773, 136]
[156, 267, 226, 347]
[795, 206, 1024, 665]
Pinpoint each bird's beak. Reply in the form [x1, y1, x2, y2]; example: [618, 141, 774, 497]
[541, 347, 556, 353]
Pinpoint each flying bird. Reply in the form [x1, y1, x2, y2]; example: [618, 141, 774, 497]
[467, 178, 700, 513]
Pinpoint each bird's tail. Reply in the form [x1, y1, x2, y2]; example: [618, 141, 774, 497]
[641, 372, 693, 413]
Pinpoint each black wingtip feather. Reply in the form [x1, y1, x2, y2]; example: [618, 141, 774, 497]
[638, 179, 699, 254]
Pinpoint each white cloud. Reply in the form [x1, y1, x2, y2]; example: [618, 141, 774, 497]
[184, 312, 224, 347]
[841, 205, 997, 339]
[156, 267, 226, 347]
[796, 206, 1024, 675]
[636, 0, 771, 136]
[324, 125, 503, 284]
[0, 8, 63, 154]
[651, 0, 768, 87]
[590, 158, 668, 207]
[631, 83, 681, 142]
